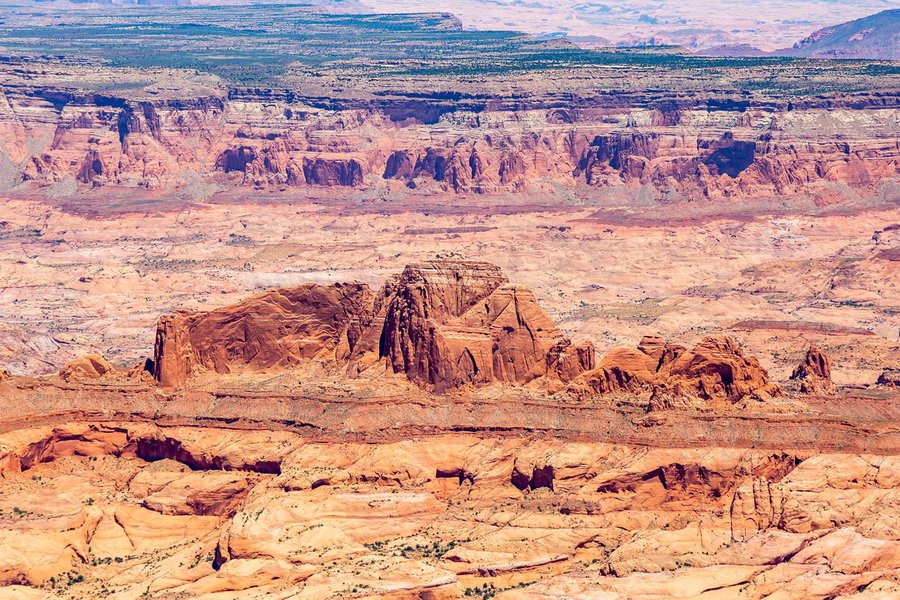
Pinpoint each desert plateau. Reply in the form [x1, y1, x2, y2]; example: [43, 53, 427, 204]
[0, 2, 898, 599]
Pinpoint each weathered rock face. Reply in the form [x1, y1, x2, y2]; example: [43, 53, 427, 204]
[578, 132, 660, 184]
[578, 335, 678, 394]
[376, 261, 508, 390]
[660, 336, 781, 404]
[576, 335, 780, 407]
[301, 157, 363, 187]
[152, 261, 594, 391]
[376, 261, 594, 391]
[152, 283, 375, 388]
[790, 346, 834, 394]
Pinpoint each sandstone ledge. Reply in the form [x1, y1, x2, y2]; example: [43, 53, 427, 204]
[1, 378, 898, 454]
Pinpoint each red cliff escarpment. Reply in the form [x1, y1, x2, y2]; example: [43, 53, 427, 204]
[1, 74, 897, 203]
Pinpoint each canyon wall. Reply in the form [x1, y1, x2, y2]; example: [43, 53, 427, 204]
[0, 79, 897, 203]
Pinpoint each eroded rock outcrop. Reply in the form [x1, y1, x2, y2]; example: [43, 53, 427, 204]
[575, 335, 780, 408]
[58, 355, 115, 383]
[152, 261, 594, 391]
[790, 346, 833, 394]
[152, 283, 375, 388]
[148, 263, 785, 399]
[658, 336, 781, 404]
[376, 261, 594, 391]
[878, 367, 900, 387]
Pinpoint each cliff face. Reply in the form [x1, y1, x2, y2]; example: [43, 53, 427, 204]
[378, 261, 594, 391]
[1, 79, 897, 203]
[152, 283, 375, 388]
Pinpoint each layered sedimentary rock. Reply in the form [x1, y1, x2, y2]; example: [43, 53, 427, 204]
[790, 346, 834, 393]
[152, 283, 375, 388]
[576, 335, 780, 407]
[0, 62, 897, 203]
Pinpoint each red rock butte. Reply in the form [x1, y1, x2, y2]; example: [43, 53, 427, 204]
[152, 260, 597, 392]
[146, 260, 787, 409]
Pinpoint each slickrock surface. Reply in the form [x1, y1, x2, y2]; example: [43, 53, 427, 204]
[0, 420, 897, 598]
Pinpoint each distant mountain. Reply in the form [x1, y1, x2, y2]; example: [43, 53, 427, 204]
[697, 9, 898, 59]
[780, 9, 899, 59]
[696, 43, 771, 57]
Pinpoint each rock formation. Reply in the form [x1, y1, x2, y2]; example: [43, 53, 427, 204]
[376, 261, 594, 391]
[150, 264, 785, 404]
[658, 336, 781, 404]
[575, 335, 780, 408]
[57, 355, 115, 383]
[790, 346, 834, 393]
[152, 261, 594, 391]
[152, 283, 375, 388]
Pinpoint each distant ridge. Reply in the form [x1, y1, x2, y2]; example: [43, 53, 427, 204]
[698, 9, 898, 59]
[781, 8, 899, 59]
